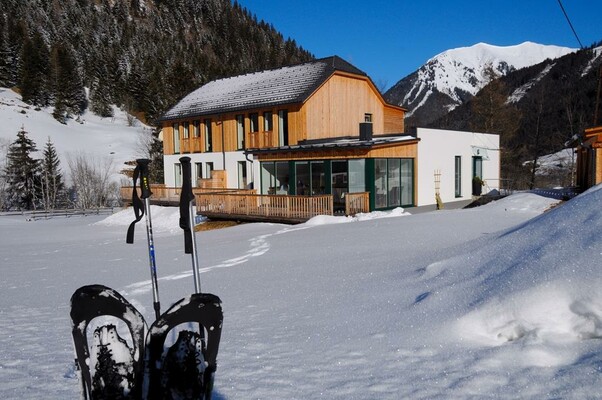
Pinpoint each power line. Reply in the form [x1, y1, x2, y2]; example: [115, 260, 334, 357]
[557, 0, 584, 49]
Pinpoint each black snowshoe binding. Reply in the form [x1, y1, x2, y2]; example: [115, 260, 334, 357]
[70, 284, 147, 400]
[144, 293, 223, 400]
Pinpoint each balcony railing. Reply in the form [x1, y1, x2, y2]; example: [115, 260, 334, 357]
[120, 186, 370, 223]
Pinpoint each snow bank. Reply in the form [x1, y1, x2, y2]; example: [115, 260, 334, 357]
[416, 185, 602, 352]
[95, 205, 181, 234]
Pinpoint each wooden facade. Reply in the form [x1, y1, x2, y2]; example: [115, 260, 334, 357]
[161, 71, 406, 157]
[575, 126, 602, 189]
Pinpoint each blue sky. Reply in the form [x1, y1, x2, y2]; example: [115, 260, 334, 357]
[235, 0, 602, 91]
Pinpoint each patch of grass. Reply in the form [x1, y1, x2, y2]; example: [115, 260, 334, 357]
[195, 220, 242, 231]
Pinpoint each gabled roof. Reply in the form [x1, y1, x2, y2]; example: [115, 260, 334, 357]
[160, 56, 368, 121]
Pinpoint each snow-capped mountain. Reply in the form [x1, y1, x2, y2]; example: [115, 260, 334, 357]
[384, 42, 576, 126]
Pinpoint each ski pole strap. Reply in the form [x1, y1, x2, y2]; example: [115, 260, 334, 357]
[179, 157, 195, 254]
[126, 159, 152, 244]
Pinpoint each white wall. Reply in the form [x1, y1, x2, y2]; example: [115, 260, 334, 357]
[164, 151, 256, 189]
[416, 128, 500, 207]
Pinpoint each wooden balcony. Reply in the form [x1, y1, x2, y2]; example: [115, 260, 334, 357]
[120, 186, 370, 224]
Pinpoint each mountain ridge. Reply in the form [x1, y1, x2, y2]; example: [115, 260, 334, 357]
[384, 42, 576, 125]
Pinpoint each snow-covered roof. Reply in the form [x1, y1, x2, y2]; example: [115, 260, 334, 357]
[160, 56, 367, 121]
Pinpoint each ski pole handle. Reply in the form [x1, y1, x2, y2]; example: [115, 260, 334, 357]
[136, 159, 152, 199]
[179, 156, 194, 201]
[179, 156, 202, 293]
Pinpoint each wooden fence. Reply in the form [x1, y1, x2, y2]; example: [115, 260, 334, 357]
[345, 192, 370, 215]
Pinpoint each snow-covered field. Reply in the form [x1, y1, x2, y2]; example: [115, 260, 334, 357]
[2, 186, 602, 399]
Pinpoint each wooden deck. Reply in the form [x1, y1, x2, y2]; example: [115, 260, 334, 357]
[120, 185, 370, 223]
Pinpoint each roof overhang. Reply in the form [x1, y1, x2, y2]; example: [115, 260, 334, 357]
[245, 135, 418, 156]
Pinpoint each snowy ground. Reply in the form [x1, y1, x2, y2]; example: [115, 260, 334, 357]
[1, 187, 602, 399]
[0, 87, 145, 182]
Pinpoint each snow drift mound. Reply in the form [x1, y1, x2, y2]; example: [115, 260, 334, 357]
[419, 186, 602, 349]
[95, 206, 182, 234]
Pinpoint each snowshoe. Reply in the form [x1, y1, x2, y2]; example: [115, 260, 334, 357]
[144, 293, 223, 400]
[70, 284, 147, 400]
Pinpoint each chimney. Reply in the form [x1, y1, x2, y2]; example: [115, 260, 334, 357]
[359, 122, 373, 141]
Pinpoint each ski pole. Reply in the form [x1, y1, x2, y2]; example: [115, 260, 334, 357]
[126, 158, 161, 320]
[139, 159, 162, 319]
[179, 156, 202, 293]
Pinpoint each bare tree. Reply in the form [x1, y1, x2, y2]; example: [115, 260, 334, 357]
[67, 152, 119, 209]
[0, 138, 10, 210]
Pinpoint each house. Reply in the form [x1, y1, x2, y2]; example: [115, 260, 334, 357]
[158, 56, 500, 218]
[573, 126, 602, 190]
[415, 127, 500, 207]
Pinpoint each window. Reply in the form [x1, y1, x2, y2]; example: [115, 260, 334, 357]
[174, 163, 182, 187]
[455, 156, 462, 197]
[249, 113, 259, 132]
[263, 111, 273, 131]
[238, 161, 247, 189]
[278, 110, 288, 146]
[294, 161, 324, 195]
[204, 119, 212, 152]
[205, 162, 213, 179]
[260, 161, 290, 195]
[374, 158, 414, 209]
[375, 159, 387, 208]
[172, 123, 180, 154]
[364, 113, 373, 122]
[193, 121, 200, 138]
[182, 121, 189, 139]
[472, 156, 483, 179]
[195, 162, 202, 184]
[349, 159, 365, 193]
[236, 114, 245, 150]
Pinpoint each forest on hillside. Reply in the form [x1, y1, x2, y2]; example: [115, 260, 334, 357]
[0, 0, 313, 124]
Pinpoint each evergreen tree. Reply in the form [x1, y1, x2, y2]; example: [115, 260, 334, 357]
[4, 127, 40, 210]
[39, 137, 66, 210]
[50, 42, 87, 122]
[20, 31, 52, 107]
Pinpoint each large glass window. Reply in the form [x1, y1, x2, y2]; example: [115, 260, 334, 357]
[388, 158, 401, 207]
[295, 162, 309, 195]
[374, 158, 413, 209]
[311, 161, 325, 195]
[400, 159, 413, 206]
[278, 110, 289, 146]
[374, 159, 387, 208]
[260, 162, 290, 194]
[348, 159, 365, 193]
